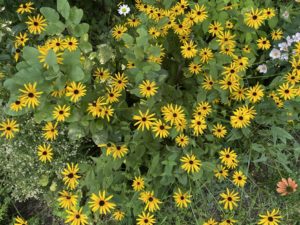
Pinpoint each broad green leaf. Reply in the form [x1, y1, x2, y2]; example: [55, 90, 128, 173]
[68, 7, 83, 25]
[69, 66, 85, 81]
[40, 7, 59, 22]
[57, 0, 70, 19]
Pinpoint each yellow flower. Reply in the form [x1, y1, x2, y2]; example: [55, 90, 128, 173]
[106, 87, 122, 103]
[263, 8, 276, 19]
[89, 191, 116, 215]
[66, 82, 87, 102]
[173, 188, 192, 208]
[133, 110, 156, 131]
[16, 2, 34, 14]
[175, 134, 189, 148]
[277, 83, 297, 100]
[271, 29, 283, 41]
[14, 216, 28, 225]
[219, 147, 238, 169]
[208, 21, 224, 36]
[113, 210, 125, 221]
[42, 121, 58, 141]
[191, 4, 208, 23]
[58, 190, 78, 209]
[112, 24, 128, 40]
[108, 144, 128, 159]
[212, 123, 227, 138]
[65, 207, 88, 225]
[26, 14, 47, 34]
[94, 67, 111, 82]
[64, 37, 78, 51]
[136, 212, 156, 225]
[257, 37, 271, 50]
[232, 171, 247, 187]
[37, 143, 53, 163]
[111, 72, 128, 91]
[139, 80, 158, 98]
[132, 176, 145, 191]
[10, 98, 26, 112]
[38, 45, 63, 68]
[53, 105, 71, 122]
[258, 209, 282, 225]
[203, 218, 218, 225]
[161, 104, 185, 126]
[19, 82, 43, 108]
[15, 33, 29, 48]
[193, 101, 212, 117]
[214, 165, 229, 180]
[219, 217, 238, 225]
[246, 83, 264, 103]
[190, 116, 207, 136]
[180, 40, 197, 58]
[199, 48, 213, 63]
[139, 191, 162, 212]
[151, 119, 171, 138]
[180, 153, 201, 173]
[62, 163, 81, 190]
[219, 188, 240, 210]
[244, 8, 266, 29]
[188, 62, 202, 75]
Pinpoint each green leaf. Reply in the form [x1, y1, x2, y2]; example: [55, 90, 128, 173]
[271, 126, 293, 144]
[69, 66, 85, 81]
[57, 0, 70, 19]
[68, 7, 83, 25]
[40, 7, 59, 22]
[45, 21, 65, 35]
[97, 44, 114, 64]
[22, 47, 40, 65]
[72, 23, 89, 37]
[268, 16, 278, 29]
[45, 49, 58, 67]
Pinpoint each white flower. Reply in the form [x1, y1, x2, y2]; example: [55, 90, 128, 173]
[280, 53, 289, 61]
[292, 32, 300, 42]
[278, 42, 289, 51]
[269, 48, 281, 59]
[286, 36, 294, 46]
[118, 4, 130, 16]
[282, 10, 290, 20]
[257, 64, 268, 74]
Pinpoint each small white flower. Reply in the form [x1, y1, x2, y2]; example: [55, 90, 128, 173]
[280, 53, 289, 61]
[257, 64, 268, 74]
[286, 36, 294, 46]
[282, 10, 290, 20]
[118, 4, 130, 16]
[121, 64, 126, 70]
[278, 42, 289, 51]
[269, 48, 281, 59]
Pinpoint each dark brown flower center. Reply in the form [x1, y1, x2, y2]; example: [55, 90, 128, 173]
[28, 93, 34, 98]
[99, 200, 105, 206]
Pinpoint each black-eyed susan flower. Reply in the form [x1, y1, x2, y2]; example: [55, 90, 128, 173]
[219, 148, 238, 169]
[53, 105, 71, 122]
[199, 48, 213, 63]
[193, 101, 212, 117]
[232, 171, 247, 187]
[106, 87, 122, 104]
[219, 75, 240, 93]
[64, 37, 78, 51]
[202, 75, 215, 90]
[127, 17, 141, 27]
[191, 4, 208, 23]
[181, 40, 197, 58]
[277, 83, 297, 100]
[65, 207, 88, 225]
[102, 105, 114, 121]
[257, 37, 271, 50]
[10, 99, 26, 112]
[190, 116, 207, 136]
[14, 48, 21, 62]
[58, 190, 78, 209]
[149, 27, 160, 38]
[26, 14, 47, 34]
[110, 144, 128, 159]
[285, 72, 299, 85]
[15, 33, 29, 48]
[111, 72, 128, 91]
[94, 67, 111, 82]
[133, 110, 156, 131]
[214, 165, 229, 180]
[136, 212, 156, 225]
[51, 37, 66, 52]
[42, 121, 58, 140]
[244, 8, 266, 29]
[219, 188, 240, 210]
[212, 123, 227, 138]
[217, 31, 236, 48]
[246, 83, 264, 103]
[139, 80, 158, 98]
[219, 217, 238, 225]
[258, 209, 282, 225]
[180, 153, 201, 173]
[232, 86, 247, 101]
[89, 191, 116, 215]
[139, 191, 162, 212]
[173, 188, 191, 208]
[14, 216, 28, 225]
[175, 134, 189, 148]
[161, 104, 185, 126]
[19, 82, 43, 108]
[132, 176, 145, 191]
[16, 2, 34, 14]
[203, 218, 218, 225]
[37, 143, 53, 163]
[0, 119, 19, 139]
[112, 24, 128, 40]
[66, 82, 87, 103]
[263, 8, 276, 19]
[188, 62, 202, 75]
[230, 105, 256, 129]
[271, 29, 283, 41]
[62, 163, 81, 190]
[151, 119, 170, 138]
[113, 210, 125, 221]
[208, 21, 223, 36]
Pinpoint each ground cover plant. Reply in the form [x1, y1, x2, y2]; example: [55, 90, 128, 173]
[0, 0, 299, 224]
